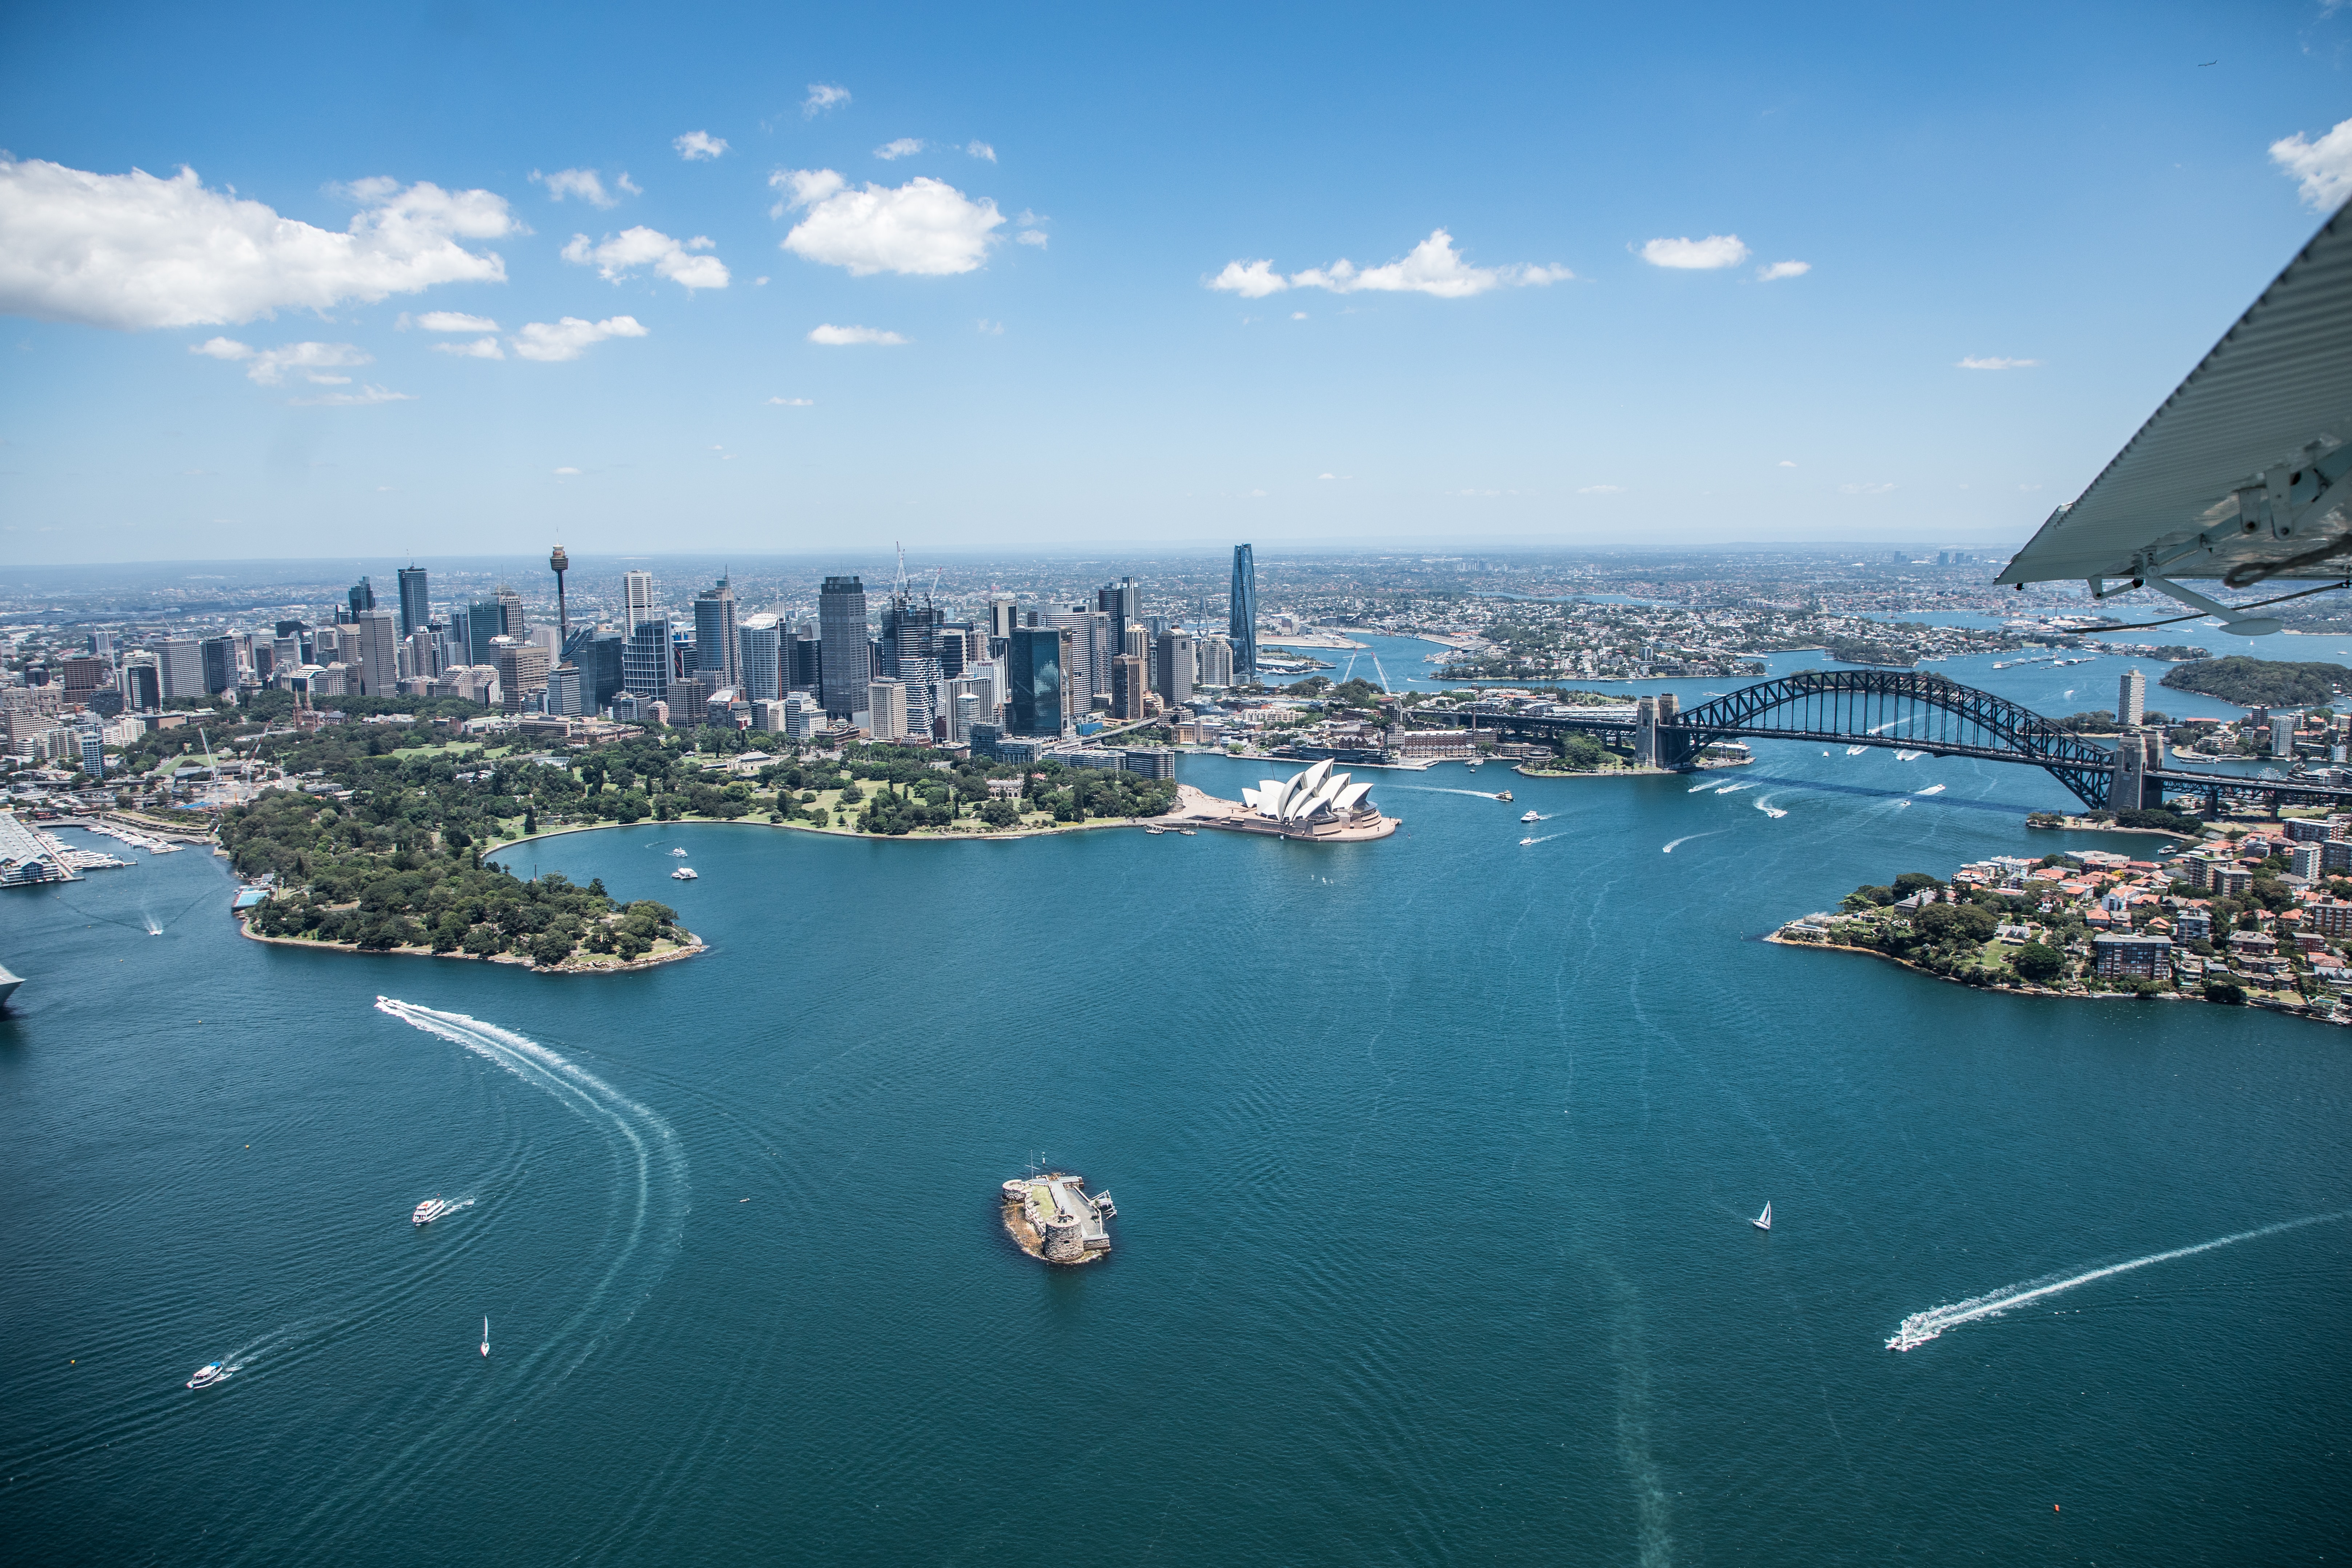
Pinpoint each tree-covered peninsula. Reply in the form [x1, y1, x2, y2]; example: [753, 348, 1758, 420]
[2160, 656, 2351, 709]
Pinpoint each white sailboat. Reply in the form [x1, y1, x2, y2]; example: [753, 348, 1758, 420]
[1751, 1202, 1772, 1232]
[480, 1316, 489, 1357]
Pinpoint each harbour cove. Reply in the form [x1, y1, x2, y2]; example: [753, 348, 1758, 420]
[5, 738, 2351, 1565]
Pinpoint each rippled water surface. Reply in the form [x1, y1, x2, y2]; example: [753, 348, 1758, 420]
[5, 718, 2349, 1564]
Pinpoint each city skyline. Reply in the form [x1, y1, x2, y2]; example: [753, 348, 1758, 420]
[4, 1, 2350, 564]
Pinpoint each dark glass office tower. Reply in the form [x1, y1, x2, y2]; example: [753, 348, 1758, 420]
[1006, 625, 1065, 736]
[1229, 544, 1257, 681]
[396, 566, 430, 638]
[1095, 576, 1139, 653]
[818, 576, 869, 718]
[692, 578, 741, 690]
[348, 576, 376, 622]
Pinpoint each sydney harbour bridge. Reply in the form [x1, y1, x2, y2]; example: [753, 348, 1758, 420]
[1402, 669, 2352, 815]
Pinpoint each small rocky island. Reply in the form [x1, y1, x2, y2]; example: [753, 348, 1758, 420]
[1001, 1172, 1116, 1264]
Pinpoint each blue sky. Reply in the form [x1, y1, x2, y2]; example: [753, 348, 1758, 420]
[2, 0, 2349, 565]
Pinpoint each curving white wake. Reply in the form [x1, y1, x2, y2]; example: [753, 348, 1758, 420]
[1886, 1211, 2352, 1351]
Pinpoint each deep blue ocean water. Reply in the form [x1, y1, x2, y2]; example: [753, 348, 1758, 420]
[5, 675, 2350, 1564]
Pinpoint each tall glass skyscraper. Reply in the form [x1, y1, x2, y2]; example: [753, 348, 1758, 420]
[1229, 544, 1257, 681]
[819, 576, 869, 718]
[692, 578, 740, 690]
[396, 566, 430, 638]
[1006, 625, 1065, 736]
[738, 615, 783, 701]
[622, 618, 672, 701]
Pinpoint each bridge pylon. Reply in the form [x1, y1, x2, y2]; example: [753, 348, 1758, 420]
[1636, 694, 1695, 770]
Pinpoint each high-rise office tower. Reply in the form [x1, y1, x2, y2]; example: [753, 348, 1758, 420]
[624, 570, 657, 629]
[866, 680, 911, 741]
[196, 636, 237, 697]
[820, 576, 869, 718]
[122, 657, 161, 711]
[789, 627, 822, 692]
[1095, 576, 1139, 652]
[2118, 668, 2146, 728]
[155, 637, 204, 702]
[985, 592, 1019, 642]
[1154, 630, 1193, 709]
[396, 566, 430, 638]
[622, 617, 672, 701]
[1230, 544, 1257, 681]
[352, 609, 400, 697]
[1112, 653, 1147, 719]
[496, 585, 527, 639]
[693, 578, 741, 691]
[1007, 625, 1065, 736]
[494, 639, 551, 715]
[348, 576, 376, 621]
[739, 615, 784, 701]
[467, 599, 505, 665]
[1045, 611, 1096, 711]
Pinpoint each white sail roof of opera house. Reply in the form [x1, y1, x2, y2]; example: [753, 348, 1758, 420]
[1238, 758, 1379, 825]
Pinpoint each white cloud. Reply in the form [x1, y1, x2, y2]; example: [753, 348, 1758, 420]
[1016, 229, 1048, 248]
[1840, 481, 1897, 495]
[1757, 260, 1810, 281]
[1957, 355, 2040, 369]
[1291, 310, 1307, 319]
[561, 227, 728, 289]
[766, 396, 814, 405]
[1207, 259, 1288, 298]
[1208, 230, 1571, 299]
[966, 141, 997, 162]
[2271, 116, 2352, 210]
[875, 138, 926, 160]
[433, 336, 503, 359]
[293, 383, 414, 406]
[1318, 472, 1337, 480]
[0, 159, 515, 330]
[532, 168, 630, 208]
[1639, 234, 1750, 270]
[410, 310, 498, 332]
[804, 83, 851, 117]
[510, 315, 648, 361]
[1778, 459, 1796, 468]
[189, 336, 372, 385]
[673, 131, 730, 162]
[554, 465, 581, 474]
[976, 318, 1003, 334]
[1578, 484, 1625, 494]
[771, 169, 1003, 276]
[807, 323, 907, 345]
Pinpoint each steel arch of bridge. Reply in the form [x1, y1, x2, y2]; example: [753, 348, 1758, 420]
[1669, 670, 2118, 808]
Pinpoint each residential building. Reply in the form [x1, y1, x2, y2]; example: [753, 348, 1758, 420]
[866, 680, 911, 742]
[2092, 931, 2173, 979]
[1007, 625, 1066, 736]
[2173, 907, 2213, 942]
[2306, 901, 2352, 938]
[2293, 841, 2325, 881]
[1230, 544, 1258, 680]
[494, 638, 550, 715]
[156, 637, 204, 702]
[1195, 633, 1235, 689]
[693, 578, 741, 691]
[2272, 713, 2297, 755]
[1155, 630, 1194, 709]
[820, 575, 869, 718]
[2117, 668, 2145, 728]
[396, 566, 430, 637]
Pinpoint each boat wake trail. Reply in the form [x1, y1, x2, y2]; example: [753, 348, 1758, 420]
[1886, 1211, 2352, 1351]
[1712, 782, 1754, 795]
[1752, 794, 1787, 819]
[1662, 830, 1731, 854]
[373, 997, 686, 1371]
[1393, 785, 1511, 800]
[1894, 750, 1925, 762]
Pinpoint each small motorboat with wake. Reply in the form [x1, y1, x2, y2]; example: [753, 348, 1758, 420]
[1520, 810, 1539, 823]
[187, 1362, 227, 1389]
[480, 1316, 490, 1358]
[1519, 837, 1536, 846]
[413, 1197, 451, 1226]
[669, 847, 689, 858]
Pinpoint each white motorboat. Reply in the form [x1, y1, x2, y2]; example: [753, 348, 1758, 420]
[1751, 1202, 1772, 1232]
[669, 847, 689, 857]
[187, 1362, 227, 1389]
[480, 1316, 489, 1358]
[413, 1197, 451, 1226]
[671, 866, 698, 881]
[1519, 837, 1535, 846]
[1520, 810, 1539, 823]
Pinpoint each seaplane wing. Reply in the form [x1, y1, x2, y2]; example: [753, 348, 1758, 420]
[1996, 197, 2352, 594]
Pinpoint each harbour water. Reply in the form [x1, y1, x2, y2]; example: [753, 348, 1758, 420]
[5, 687, 2350, 1563]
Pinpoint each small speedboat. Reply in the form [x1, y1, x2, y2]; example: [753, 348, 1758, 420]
[669, 848, 689, 857]
[480, 1316, 489, 1358]
[671, 866, 698, 881]
[1752, 1202, 1772, 1232]
[1519, 836, 1535, 846]
[413, 1197, 450, 1226]
[187, 1362, 227, 1389]
[1520, 810, 1539, 823]
[1179, 829, 1197, 835]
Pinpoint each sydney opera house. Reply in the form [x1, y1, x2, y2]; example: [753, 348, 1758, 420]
[1227, 759, 1398, 841]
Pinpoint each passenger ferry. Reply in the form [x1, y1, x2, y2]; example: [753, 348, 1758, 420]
[413, 1197, 451, 1226]
[671, 866, 699, 881]
[186, 1362, 227, 1389]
